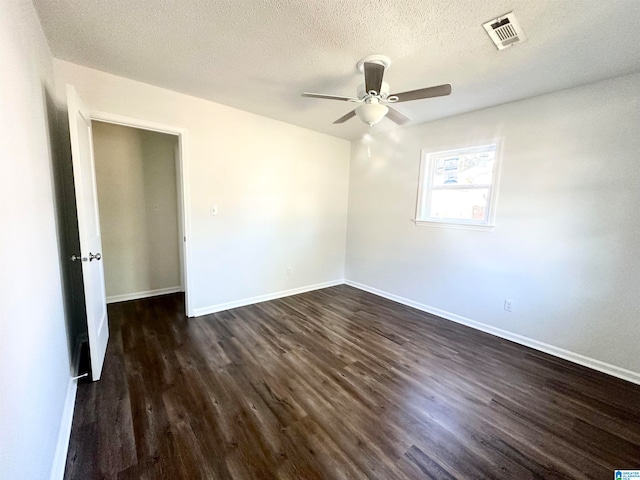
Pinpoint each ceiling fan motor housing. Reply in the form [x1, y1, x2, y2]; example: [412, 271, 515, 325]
[357, 81, 390, 99]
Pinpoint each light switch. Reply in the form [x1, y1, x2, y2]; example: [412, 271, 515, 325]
[210, 204, 218, 216]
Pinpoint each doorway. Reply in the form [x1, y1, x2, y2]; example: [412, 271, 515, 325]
[89, 112, 192, 316]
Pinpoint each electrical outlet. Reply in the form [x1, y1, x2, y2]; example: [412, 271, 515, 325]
[286, 267, 292, 277]
[504, 299, 514, 312]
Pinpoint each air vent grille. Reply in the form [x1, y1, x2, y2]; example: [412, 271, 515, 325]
[483, 12, 527, 50]
[495, 23, 517, 41]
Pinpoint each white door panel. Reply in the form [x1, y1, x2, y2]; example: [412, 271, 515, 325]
[67, 84, 109, 380]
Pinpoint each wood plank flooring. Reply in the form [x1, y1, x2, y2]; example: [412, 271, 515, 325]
[64, 285, 640, 479]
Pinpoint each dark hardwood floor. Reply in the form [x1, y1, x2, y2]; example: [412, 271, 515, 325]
[64, 285, 640, 479]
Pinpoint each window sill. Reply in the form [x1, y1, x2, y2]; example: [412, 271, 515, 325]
[412, 219, 495, 232]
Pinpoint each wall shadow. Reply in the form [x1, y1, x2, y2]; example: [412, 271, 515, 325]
[44, 85, 89, 376]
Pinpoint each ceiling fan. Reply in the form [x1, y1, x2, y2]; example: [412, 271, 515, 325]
[302, 55, 452, 127]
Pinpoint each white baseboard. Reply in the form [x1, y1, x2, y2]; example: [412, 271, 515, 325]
[193, 279, 345, 317]
[49, 356, 81, 480]
[107, 286, 182, 304]
[345, 279, 640, 386]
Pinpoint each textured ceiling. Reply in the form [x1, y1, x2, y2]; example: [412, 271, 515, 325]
[34, 0, 640, 140]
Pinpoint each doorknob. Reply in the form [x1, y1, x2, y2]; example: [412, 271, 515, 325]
[89, 252, 102, 262]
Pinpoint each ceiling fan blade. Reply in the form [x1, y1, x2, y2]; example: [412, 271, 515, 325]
[333, 110, 356, 124]
[364, 62, 385, 94]
[302, 92, 355, 101]
[391, 84, 452, 103]
[385, 106, 411, 125]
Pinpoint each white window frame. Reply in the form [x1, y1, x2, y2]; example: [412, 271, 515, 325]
[415, 141, 502, 232]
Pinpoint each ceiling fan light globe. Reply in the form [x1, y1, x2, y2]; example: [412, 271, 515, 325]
[355, 103, 388, 126]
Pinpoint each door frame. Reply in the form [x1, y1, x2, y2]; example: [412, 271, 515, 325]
[90, 110, 194, 317]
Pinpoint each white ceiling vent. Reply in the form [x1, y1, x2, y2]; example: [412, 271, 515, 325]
[483, 12, 527, 50]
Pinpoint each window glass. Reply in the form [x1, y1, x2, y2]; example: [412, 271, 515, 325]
[416, 143, 500, 229]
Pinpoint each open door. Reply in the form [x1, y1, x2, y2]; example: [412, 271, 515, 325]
[67, 85, 109, 381]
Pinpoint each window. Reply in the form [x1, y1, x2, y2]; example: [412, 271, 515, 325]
[415, 143, 501, 231]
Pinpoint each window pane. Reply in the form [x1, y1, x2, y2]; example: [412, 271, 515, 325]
[432, 147, 496, 187]
[429, 188, 490, 221]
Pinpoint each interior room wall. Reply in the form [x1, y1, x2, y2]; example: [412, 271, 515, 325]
[0, 2, 74, 479]
[92, 122, 181, 301]
[54, 60, 351, 314]
[345, 71, 640, 379]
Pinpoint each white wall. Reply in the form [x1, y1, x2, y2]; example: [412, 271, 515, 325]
[54, 60, 351, 314]
[93, 122, 181, 299]
[0, 2, 73, 479]
[346, 72, 640, 378]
